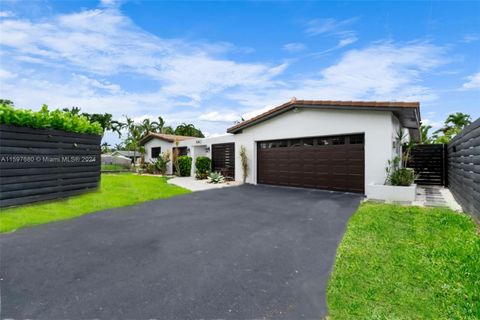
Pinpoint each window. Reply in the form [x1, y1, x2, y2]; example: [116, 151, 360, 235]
[317, 138, 329, 146]
[349, 135, 364, 144]
[290, 139, 302, 147]
[332, 137, 345, 145]
[151, 147, 161, 158]
[277, 140, 288, 148]
[303, 138, 314, 147]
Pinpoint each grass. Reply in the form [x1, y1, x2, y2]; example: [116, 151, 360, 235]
[101, 163, 131, 171]
[327, 202, 480, 319]
[0, 173, 190, 233]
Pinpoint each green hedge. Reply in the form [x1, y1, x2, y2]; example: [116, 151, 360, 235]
[178, 156, 192, 176]
[195, 156, 211, 180]
[195, 156, 211, 173]
[0, 104, 103, 135]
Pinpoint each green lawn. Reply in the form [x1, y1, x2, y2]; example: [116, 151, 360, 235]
[101, 164, 131, 171]
[0, 173, 190, 233]
[327, 202, 480, 319]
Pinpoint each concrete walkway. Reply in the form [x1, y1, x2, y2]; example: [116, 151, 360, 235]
[167, 176, 241, 191]
[414, 185, 463, 211]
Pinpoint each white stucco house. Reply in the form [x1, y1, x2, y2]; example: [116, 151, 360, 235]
[140, 99, 421, 198]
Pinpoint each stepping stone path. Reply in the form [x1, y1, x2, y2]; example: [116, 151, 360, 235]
[417, 186, 448, 207]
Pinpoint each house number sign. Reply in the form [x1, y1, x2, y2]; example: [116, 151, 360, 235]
[1, 155, 98, 163]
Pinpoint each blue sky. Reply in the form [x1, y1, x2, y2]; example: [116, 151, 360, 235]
[1, 0, 479, 143]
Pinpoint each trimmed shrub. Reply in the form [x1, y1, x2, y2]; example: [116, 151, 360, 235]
[195, 156, 211, 180]
[0, 104, 103, 135]
[178, 156, 192, 177]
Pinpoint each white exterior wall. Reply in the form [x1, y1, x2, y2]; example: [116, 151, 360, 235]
[143, 139, 175, 174]
[231, 108, 398, 197]
[179, 135, 235, 176]
[145, 109, 405, 198]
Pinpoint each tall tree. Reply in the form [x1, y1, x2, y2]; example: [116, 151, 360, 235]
[162, 125, 175, 134]
[420, 125, 433, 144]
[139, 118, 159, 137]
[174, 123, 205, 138]
[0, 99, 14, 106]
[432, 112, 472, 143]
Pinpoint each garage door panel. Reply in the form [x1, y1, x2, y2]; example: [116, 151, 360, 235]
[257, 134, 364, 193]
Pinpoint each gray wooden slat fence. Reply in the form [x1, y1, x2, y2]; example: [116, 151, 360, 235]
[0, 124, 101, 207]
[447, 118, 480, 220]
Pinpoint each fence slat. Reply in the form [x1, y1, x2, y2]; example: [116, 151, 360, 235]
[0, 125, 101, 207]
[447, 118, 480, 221]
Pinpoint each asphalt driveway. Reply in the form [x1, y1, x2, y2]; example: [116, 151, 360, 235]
[1, 184, 362, 320]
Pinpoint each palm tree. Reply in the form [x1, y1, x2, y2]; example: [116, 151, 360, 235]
[157, 116, 166, 133]
[420, 125, 432, 144]
[101, 142, 111, 154]
[162, 125, 175, 134]
[139, 118, 159, 137]
[113, 143, 124, 151]
[174, 123, 205, 137]
[433, 112, 471, 143]
[445, 112, 471, 131]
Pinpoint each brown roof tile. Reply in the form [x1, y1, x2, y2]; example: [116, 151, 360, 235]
[139, 133, 196, 145]
[227, 99, 420, 133]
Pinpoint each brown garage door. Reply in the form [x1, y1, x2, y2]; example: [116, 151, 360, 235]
[257, 134, 364, 193]
[212, 143, 235, 180]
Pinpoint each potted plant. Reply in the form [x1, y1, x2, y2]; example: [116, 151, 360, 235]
[368, 156, 418, 201]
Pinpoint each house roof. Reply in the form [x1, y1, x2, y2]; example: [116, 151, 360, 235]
[139, 133, 196, 145]
[227, 99, 422, 141]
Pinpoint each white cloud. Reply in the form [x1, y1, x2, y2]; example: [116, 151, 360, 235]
[461, 34, 479, 43]
[0, 11, 15, 18]
[199, 111, 239, 123]
[304, 17, 358, 51]
[228, 42, 446, 115]
[0, 6, 287, 111]
[283, 42, 307, 53]
[461, 72, 480, 90]
[0, 6, 449, 143]
[338, 37, 357, 47]
[421, 118, 443, 130]
[304, 18, 357, 36]
[0, 69, 17, 79]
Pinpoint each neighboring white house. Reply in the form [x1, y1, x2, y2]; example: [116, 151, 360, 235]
[140, 99, 421, 198]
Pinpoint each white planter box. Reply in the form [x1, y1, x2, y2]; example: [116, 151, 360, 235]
[366, 183, 417, 202]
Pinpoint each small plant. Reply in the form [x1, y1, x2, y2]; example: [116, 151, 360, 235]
[239, 145, 248, 183]
[385, 156, 417, 186]
[177, 155, 192, 176]
[208, 171, 225, 184]
[195, 156, 211, 180]
[154, 150, 171, 175]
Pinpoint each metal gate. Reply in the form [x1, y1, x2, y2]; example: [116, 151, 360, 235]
[407, 144, 447, 186]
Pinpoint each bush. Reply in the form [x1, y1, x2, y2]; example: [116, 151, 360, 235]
[155, 151, 171, 175]
[386, 156, 417, 186]
[145, 163, 158, 174]
[177, 156, 192, 176]
[208, 171, 225, 184]
[195, 156, 211, 180]
[0, 104, 103, 135]
[389, 168, 416, 186]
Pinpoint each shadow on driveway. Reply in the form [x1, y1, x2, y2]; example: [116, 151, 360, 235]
[1, 184, 362, 319]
